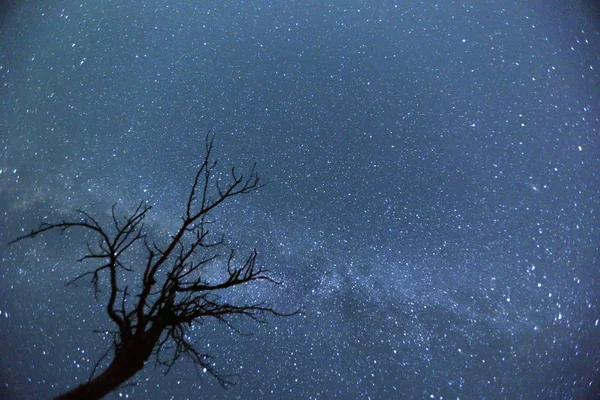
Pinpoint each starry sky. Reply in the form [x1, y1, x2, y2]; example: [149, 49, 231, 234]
[1, 0, 599, 399]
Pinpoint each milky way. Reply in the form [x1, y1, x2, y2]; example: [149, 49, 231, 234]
[1, 1, 599, 399]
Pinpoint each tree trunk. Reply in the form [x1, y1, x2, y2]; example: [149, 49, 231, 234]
[55, 327, 163, 400]
[54, 355, 142, 400]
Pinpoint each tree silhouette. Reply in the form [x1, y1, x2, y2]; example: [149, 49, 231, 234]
[10, 134, 296, 400]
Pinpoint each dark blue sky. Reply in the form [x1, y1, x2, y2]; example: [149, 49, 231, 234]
[1, 1, 599, 399]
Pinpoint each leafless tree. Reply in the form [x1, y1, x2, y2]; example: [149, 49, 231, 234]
[10, 134, 296, 400]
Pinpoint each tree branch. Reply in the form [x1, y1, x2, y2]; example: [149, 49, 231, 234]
[9, 133, 298, 399]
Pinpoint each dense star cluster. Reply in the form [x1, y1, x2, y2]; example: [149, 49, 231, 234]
[1, 1, 599, 399]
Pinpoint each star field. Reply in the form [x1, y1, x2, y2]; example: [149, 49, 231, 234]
[1, 1, 599, 399]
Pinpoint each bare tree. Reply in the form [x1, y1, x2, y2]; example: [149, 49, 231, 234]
[10, 134, 296, 400]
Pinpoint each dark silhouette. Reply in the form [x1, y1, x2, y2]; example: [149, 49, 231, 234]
[10, 134, 296, 400]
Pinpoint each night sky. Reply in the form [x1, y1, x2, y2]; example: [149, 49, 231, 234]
[1, 1, 600, 399]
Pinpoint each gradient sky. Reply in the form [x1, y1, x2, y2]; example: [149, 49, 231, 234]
[1, 1, 599, 399]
